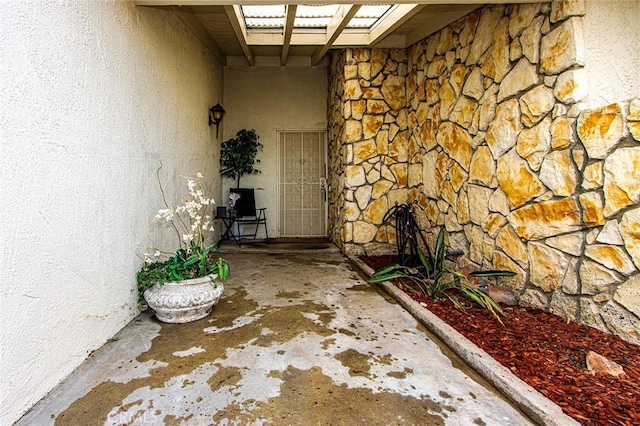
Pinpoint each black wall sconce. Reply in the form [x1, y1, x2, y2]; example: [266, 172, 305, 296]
[209, 103, 225, 137]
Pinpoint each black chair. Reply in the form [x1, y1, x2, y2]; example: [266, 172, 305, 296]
[221, 188, 268, 245]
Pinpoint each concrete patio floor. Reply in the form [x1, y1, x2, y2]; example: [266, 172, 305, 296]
[18, 244, 534, 425]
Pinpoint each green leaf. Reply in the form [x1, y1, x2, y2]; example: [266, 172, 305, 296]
[367, 271, 409, 284]
[468, 269, 516, 278]
[434, 228, 446, 272]
[417, 247, 433, 277]
[183, 255, 199, 267]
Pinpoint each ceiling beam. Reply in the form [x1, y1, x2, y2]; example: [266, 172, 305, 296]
[311, 4, 360, 65]
[368, 4, 423, 46]
[280, 4, 297, 66]
[224, 5, 255, 66]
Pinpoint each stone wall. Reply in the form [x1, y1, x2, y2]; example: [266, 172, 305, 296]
[327, 1, 640, 344]
[328, 48, 409, 254]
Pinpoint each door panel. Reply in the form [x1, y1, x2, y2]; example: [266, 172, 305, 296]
[279, 131, 326, 237]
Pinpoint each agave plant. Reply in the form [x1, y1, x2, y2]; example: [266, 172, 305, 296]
[368, 228, 516, 324]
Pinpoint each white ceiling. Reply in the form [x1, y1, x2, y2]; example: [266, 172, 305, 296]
[133, 1, 540, 66]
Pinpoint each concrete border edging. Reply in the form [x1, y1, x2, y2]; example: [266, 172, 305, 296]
[349, 256, 580, 426]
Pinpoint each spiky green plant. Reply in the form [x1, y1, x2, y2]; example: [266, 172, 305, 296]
[368, 228, 516, 324]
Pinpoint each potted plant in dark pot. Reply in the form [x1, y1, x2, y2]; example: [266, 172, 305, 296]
[137, 167, 230, 323]
[220, 129, 262, 189]
[220, 129, 264, 239]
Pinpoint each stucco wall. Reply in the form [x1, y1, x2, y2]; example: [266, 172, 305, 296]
[0, 1, 223, 423]
[582, 0, 640, 109]
[222, 62, 328, 238]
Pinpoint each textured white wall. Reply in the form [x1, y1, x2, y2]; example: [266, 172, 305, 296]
[582, 0, 640, 108]
[222, 62, 328, 238]
[0, 1, 223, 423]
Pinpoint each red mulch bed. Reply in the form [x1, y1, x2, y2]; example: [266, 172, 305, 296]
[361, 255, 640, 426]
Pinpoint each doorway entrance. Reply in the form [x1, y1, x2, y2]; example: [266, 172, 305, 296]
[278, 130, 327, 237]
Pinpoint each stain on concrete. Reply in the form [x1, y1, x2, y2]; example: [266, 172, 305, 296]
[213, 366, 448, 425]
[22, 251, 533, 426]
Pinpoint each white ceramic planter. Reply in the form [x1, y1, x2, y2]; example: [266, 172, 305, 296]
[143, 274, 224, 323]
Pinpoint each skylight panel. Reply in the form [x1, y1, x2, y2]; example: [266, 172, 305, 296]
[294, 5, 340, 28]
[240, 3, 394, 32]
[348, 4, 393, 29]
[241, 5, 286, 29]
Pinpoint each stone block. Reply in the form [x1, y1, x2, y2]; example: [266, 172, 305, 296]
[529, 242, 571, 292]
[344, 120, 362, 143]
[620, 208, 640, 270]
[467, 7, 505, 65]
[355, 185, 373, 210]
[450, 97, 478, 128]
[540, 17, 585, 75]
[353, 139, 377, 165]
[469, 146, 495, 186]
[550, 0, 586, 23]
[554, 68, 588, 104]
[436, 122, 473, 171]
[362, 115, 384, 140]
[519, 85, 555, 127]
[467, 184, 493, 226]
[597, 220, 624, 246]
[585, 244, 637, 276]
[439, 82, 457, 121]
[345, 165, 366, 187]
[550, 292, 579, 322]
[539, 149, 578, 196]
[497, 59, 538, 102]
[508, 197, 582, 240]
[344, 79, 363, 100]
[492, 250, 527, 290]
[582, 161, 602, 190]
[519, 288, 549, 310]
[486, 99, 521, 159]
[372, 180, 393, 200]
[390, 163, 408, 187]
[579, 192, 605, 227]
[462, 68, 484, 101]
[516, 116, 551, 171]
[351, 100, 366, 120]
[370, 49, 388, 78]
[459, 10, 480, 48]
[603, 147, 640, 217]
[546, 232, 584, 257]
[496, 225, 528, 268]
[600, 301, 640, 346]
[561, 258, 580, 294]
[579, 259, 622, 295]
[497, 148, 546, 209]
[577, 103, 624, 160]
[456, 191, 470, 225]
[509, 3, 540, 38]
[520, 15, 544, 64]
[366, 100, 390, 115]
[352, 221, 378, 244]
[389, 132, 409, 162]
[481, 17, 511, 83]
[478, 83, 498, 131]
[628, 98, 640, 141]
[614, 275, 640, 318]
[381, 75, 405, 111]
[488, 188, 510, 216]
[364, 197, 388, 224]
[344, 201, 360, 222]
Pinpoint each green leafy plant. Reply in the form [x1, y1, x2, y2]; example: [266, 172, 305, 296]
[368, 228, 515, 324]
[220, 129, 262, 188]
[137, 166, 230, 310]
